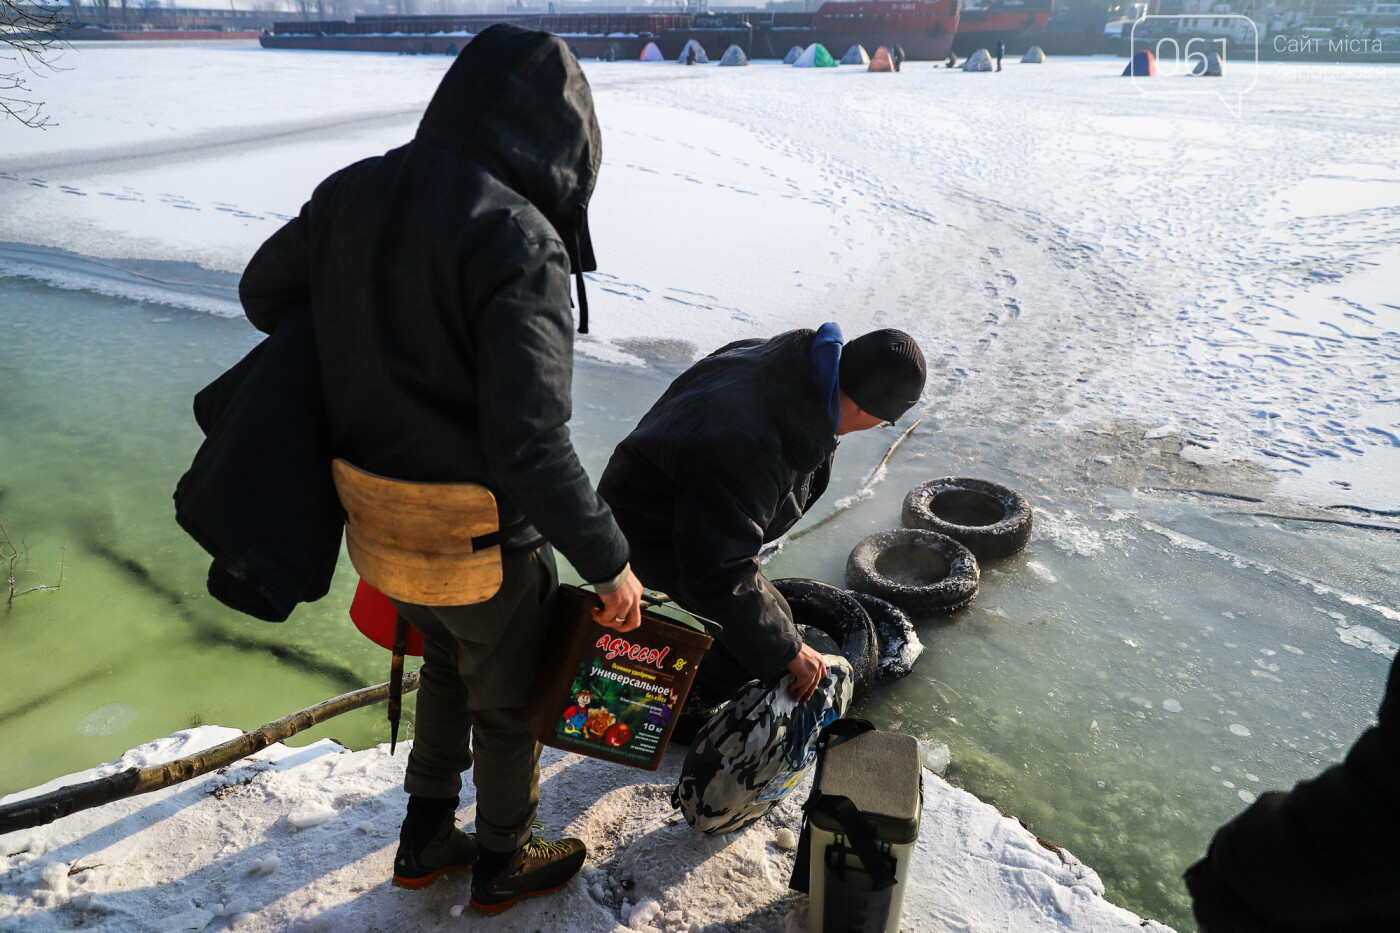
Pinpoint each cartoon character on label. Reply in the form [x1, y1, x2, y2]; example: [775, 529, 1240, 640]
[562, 691, 593, 737]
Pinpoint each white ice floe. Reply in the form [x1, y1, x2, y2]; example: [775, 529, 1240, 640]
[1336, 624, 1400, 659]
[0, 726, 1170, 931]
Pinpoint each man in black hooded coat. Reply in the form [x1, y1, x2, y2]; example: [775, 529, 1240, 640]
[238, 25, 642, 913]
[598, 326, 926, 704]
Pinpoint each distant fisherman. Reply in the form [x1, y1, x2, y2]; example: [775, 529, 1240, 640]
[598, 326, 926, 704]
[238, 24, 642, 914]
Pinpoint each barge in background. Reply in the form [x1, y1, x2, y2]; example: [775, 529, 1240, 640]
[259, 0, 961, 61]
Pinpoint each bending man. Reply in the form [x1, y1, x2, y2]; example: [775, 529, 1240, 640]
[598, 325, 925, 703]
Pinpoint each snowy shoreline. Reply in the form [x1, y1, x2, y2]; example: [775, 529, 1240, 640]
[0, 726, 1173, 932]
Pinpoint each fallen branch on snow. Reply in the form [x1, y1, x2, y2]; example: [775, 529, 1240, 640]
[0, 672, 420, 836]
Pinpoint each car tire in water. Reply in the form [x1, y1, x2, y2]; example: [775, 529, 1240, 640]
[902, 476, 1032, 559]
[845, 528, 979, 615]
[847, 591, 921, 678]
[772, 577, 878, 699]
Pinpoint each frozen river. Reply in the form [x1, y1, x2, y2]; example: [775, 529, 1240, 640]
[1, 45, 1397, 930]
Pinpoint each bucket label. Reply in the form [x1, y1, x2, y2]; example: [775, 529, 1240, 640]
[550, 633, 689, 766]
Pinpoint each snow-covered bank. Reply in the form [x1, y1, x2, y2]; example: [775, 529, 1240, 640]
[0, 726, 1172, 932]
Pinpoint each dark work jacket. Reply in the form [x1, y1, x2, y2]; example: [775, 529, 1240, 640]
[598, 329, 837, 683]
[175, 307, 343, 622]
[235, 25, 628, 587]
[1184, 652, 1400, 932]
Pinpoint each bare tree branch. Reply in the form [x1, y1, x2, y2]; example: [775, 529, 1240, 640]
[1, 0, 70, 128]
[2, 516, 67, 604]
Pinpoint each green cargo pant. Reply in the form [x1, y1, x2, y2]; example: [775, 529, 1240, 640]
[391, 544, 558, 853]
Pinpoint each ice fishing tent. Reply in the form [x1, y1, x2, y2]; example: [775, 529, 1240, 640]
[962, 48, 994, 71]
[1192, 51, 1224, 75]
[719, 44, 749, 66]
[795, 43, 837, 67]
[1121, 49, 1154, 76]
[677, 39, 709, 63]
[640, 41, 664, 62]
[868, 45, 894, 72]
[1021, 44, 1045, 63]
[840, 44, 870, 65]
[783, 45, 804, 64]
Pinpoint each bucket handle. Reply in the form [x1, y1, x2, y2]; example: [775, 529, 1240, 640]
[578, 585, 725, 635]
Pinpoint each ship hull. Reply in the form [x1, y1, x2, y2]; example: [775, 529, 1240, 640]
[260, 2, 959, 61]
[259, 32, 646, 58]
[64, 26, 262, 40]
[1035, 29, 1102, 54]
[951, 12, 1052, 56]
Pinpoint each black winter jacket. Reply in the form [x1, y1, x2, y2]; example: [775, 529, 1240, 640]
[1184, 651, 1400, 932]
[175, 307, 343, 622]
[236, 25, 627, 586]
[598, 329, 837, 683]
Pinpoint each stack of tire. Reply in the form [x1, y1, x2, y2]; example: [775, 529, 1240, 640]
[683, 477, 1032, 720]
[847, 476, 1032, 617]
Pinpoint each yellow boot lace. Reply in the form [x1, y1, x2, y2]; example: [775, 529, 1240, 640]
[522, 821, 574, 858]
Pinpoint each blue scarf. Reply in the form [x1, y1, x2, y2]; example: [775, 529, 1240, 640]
[810, 322, 843, 432]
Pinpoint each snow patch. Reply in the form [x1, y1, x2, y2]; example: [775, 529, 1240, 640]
[286, 802, 337, 830]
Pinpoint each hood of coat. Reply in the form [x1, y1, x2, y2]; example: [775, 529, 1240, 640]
[759, 329, 840, 473]
[415, 24, 599, 272]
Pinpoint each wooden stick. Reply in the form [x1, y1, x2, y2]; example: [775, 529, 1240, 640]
[782, 418, 923, 546]
[0, 671, 420, 836]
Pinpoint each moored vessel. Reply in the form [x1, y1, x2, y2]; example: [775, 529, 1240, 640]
[950, 0, 1053, 56]
[259, 0, 960, 61]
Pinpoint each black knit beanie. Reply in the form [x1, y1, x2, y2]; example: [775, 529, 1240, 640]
[839, 329, 926, 422]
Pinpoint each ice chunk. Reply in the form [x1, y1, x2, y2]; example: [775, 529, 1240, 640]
[449, 904, 465, 918]
[1229, 724, 1252, 737]
[287, 802, 336, 830]
[1238, 790, 1257, 804]
[40, 861, 70, 892]
[772, 828, 798, 850]
[77, 702, 137, 737]
[919, 740, 951, 774]
[249, 853, 281, 874]
[1162, 699, 1183, 713]
[1337, 625, 1399, 658]
[629, 899, 661, 929]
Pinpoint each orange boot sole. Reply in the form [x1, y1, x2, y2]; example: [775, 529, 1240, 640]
[391, 861, 475, 890]
[468, 879, 572, 915]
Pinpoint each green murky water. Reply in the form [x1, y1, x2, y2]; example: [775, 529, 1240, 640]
[3, 275, 1397, 932]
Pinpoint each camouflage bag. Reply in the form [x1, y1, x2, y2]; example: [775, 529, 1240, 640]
[671, 656, 854, 835]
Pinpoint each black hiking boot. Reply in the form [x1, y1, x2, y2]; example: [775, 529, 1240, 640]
[469, 833, 587, 915]
[392, 796, 478, 890]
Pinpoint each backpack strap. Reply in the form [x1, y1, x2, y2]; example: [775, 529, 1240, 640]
[789, 718, 884, 893]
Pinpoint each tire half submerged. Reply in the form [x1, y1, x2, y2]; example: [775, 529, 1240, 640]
[846, 528, 979, 615]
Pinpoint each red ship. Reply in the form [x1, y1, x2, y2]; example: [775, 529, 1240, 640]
[1036, 0, 1110, 55]
[259, 0, 960, 62]
[950, 0, 1053, 56]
